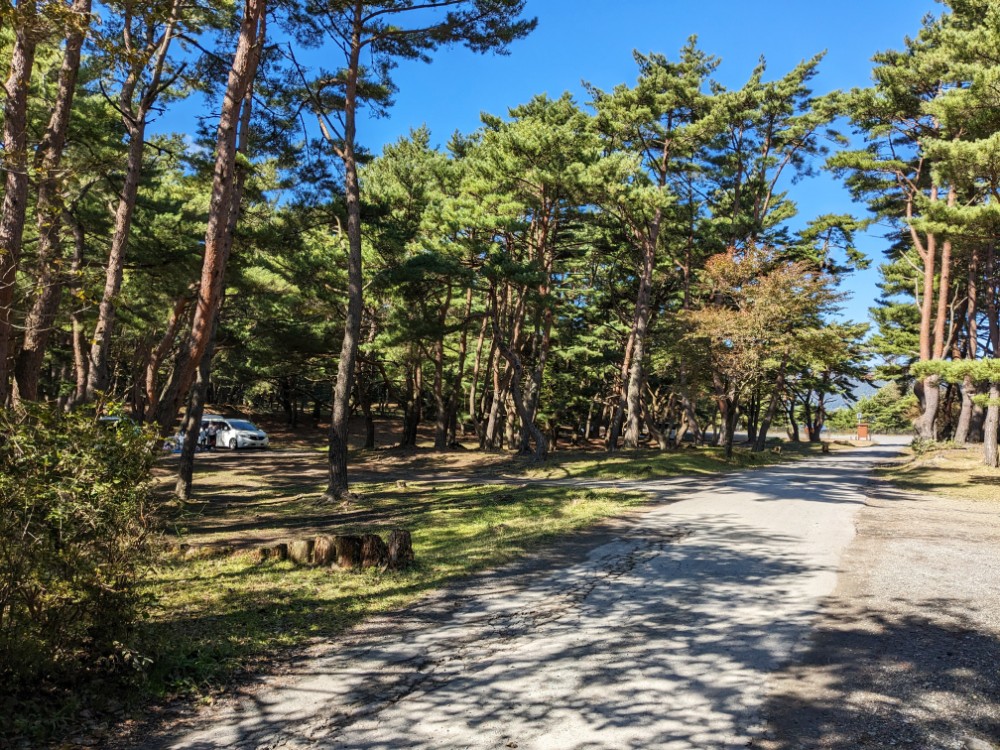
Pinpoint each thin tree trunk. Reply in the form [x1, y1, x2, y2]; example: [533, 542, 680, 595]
[489, 288, 546, 460]
[955, 375, 976, 445]
[985, 243, 1000, 467]
[955, 251, 979, 445]
[144, 291, 193, 422]
[446, 288, 474, 446]
[66, 215, 88, 408]
[86, 3, 181, 400]
[432, 330, 448, 449]
[12, 0, 92, 402]
[174, 8, 260, 498]
[467, 314, 488, 443]
[607, 324, 636, 452]
[786, 398, 800, 442]
[984, 384, 999, 469]
[325, 0, 365, 500]
[721, 396, 739, 459]
[0, 5, 39, 405]
[175, 310, 221, 501]
[753, 362, 787, 452]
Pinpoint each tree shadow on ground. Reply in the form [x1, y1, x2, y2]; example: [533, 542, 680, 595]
[761, 601, 1000, 749]
[136, 518, 833, 750]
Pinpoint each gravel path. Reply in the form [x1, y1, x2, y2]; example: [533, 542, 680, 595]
[135, 438, 999, 750]
[760, 472, 1000, 750]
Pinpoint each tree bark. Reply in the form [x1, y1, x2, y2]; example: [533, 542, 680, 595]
[324, 1, 365, 500]
[86, 2, 182, 399]
[955, 374, 976, 445]
[0, 3, 39, 405]
[174, 309, 220, 501]
[984, 384, 999, 469]
[753, 362, 787, 452]
[154, 0, 265, 434]
[489, 288, 546, 460]
[467, 314, 488, 443]
[12, 0, 92, 402]
[143, 290, 192, 422]
[66, 214, 89, 408]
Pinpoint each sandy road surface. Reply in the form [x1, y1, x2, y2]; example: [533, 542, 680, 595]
[141, 440, 910, 750]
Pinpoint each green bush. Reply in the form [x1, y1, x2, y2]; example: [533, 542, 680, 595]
[0, 405, 157, 707]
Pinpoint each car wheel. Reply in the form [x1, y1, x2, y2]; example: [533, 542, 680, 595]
[229, 438, 238, 451]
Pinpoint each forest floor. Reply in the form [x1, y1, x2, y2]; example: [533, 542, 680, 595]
[135, 437, 840, 704]
[37, 432, 841, 749]
[111, 437, 981, 750]
[72, 432, 1000, 750]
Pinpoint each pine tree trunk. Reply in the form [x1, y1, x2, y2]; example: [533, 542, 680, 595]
[468, 315, 488, 444]
[85, 3, 180, 401]
[786, 399, 800, 443]
[12, 0, 91, 402]
[954, 374, 976, 445]
[433, 337, 448, 450]
[0, 7, 38, 405]
[325, 3, 365, 500]
[984, 384, 999, 469]
[143, 291, 192, 422]
[154, 0, 265, 434]
[66, 216, 89, 408]
[914, 375, 940, 440]
[175, 315, 220, 501]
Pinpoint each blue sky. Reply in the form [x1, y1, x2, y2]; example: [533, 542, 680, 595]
[167, 0, 941, 323]
[358, 0, 940, 325]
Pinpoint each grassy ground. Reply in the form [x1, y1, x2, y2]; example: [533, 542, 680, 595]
[146, 482, 646, 701]
[507, 440, 854, 480]
[877, 442, 1000, 503]
[11, 437, 856, 747]
[143, 438, 855, 698]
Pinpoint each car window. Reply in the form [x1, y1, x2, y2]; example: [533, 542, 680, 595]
[227, 420, 258, 431]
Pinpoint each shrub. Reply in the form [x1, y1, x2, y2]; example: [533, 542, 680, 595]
[0, 405, 157, 706]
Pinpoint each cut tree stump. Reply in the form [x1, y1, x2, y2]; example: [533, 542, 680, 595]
[288, 539, 314, 565]
[268, 543, 289, 561]
[387, 530, 414, 570]
[314, 536, 336, 565]
[360, 533, 388, 568]
[334, 535, 363, 569]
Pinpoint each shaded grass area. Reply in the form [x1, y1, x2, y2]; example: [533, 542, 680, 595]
[507, 440, 854, 480]
[877, 443, 1000, 503]
[144, 482, 646, 700]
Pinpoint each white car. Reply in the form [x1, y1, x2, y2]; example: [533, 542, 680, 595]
[203, 416, 270, 450]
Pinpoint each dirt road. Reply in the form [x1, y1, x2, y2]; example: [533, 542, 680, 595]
[140, 439, 998, 750]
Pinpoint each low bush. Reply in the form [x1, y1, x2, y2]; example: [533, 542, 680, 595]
[0, 405, 158, 741]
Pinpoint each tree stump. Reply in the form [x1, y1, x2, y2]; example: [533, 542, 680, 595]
[334, 535, 363, 569]
[387, 529, 414, 570]
[314, 536, 336, 565]
[288, 539, 314, 565]
[268, 542, 288, 561]
[360, 533, 388, 568]
[821, 443, 830, 454]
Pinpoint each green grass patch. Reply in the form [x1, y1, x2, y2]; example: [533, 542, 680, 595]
[143, 482, 645, 699]
[506, 440, 847, 480]
[877, 443, 1000, 503]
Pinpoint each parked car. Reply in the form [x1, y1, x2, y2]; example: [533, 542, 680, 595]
[166, 415, 271, 452]
[202, 416, 270, 450]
